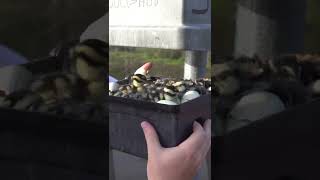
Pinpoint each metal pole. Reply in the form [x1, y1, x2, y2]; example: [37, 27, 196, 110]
[234, 0, 306, 58]
[184, 51, 208, 80]
[109, 149, 116, 180]
[184, 51, 209, 179]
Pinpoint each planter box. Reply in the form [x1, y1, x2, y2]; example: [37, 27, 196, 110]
[213, 99, 320, 180]
[108, 94, 211, 158]
[0, 57, 107, 179]
[0, 107, 107, 179]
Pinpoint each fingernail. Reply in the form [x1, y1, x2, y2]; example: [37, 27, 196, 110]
[141, 121, 147, 129]
[193, 121, 198, 127]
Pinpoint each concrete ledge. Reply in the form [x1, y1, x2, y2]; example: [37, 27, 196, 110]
[109, 25, 211, 51]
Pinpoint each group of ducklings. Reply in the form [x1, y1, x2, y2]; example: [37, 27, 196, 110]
[0, 39, 107, 120]
[109, 62, 211, 105]
[212, 54, 320, 135]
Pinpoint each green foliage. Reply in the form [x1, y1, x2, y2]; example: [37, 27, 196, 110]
[109, 48, 211, 80]
[0, 0, 106, 59]
[305, 0, 320, 52]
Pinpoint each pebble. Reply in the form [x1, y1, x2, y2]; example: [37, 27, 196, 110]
[110, 76, 211, 104]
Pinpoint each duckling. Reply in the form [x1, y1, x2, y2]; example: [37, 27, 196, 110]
[70, 40, 106, 82]
[69, 39, 107, 99]
[30, 78, 56, 105]
[308, 79, 320, 97]
[49, 40, 79, 72]
[131, 74, 148, 88]
[272, 54, 301, 81]
[72, 39, 107, 65]
[12, 92, 42, 111]
[87, 81, 106, 97]
[172, 81, 186, 92]
[30, 73, 75, 104]
[163, 85, 180, 104]
[234, 56, 264, 79]
[213, 63, 240, 96]
[296, 54, 320, 84]
[0, 91, 30, 108]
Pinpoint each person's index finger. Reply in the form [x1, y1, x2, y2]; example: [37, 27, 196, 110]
[193, 120, 205, 133]
[141, 121, 162, 156]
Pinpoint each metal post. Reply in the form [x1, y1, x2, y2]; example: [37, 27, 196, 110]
[184, 51, 208, 80]
[109, 149, 116, 180]
[234, 0, 306, 58]
[184, 50, 209, 179]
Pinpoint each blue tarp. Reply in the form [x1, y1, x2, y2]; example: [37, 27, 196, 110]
[109, 75, 117, 82]
[0, 45, 28, 67]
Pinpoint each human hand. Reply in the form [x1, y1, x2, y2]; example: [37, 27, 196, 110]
[141, 119, 211, 180]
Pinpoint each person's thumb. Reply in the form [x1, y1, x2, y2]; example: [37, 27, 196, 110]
[141, 121, 162, 156]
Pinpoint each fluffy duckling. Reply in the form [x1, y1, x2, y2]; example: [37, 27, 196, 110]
[212, 62, 240, 96]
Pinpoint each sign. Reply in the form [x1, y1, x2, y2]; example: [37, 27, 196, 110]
[109, 0, 211, 50]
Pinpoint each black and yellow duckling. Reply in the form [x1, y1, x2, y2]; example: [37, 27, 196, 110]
[234, 56, 264, 79]
[0, 71, 80, 112]
[0, 90, 38, 109]
[70, 39, 107, 98]
[172, 81, 186, 92]
[163, 85, 180, 104]
[271, 54, 301, 81]
[131, 74, 148, 89]
[30, 73, 76, 104]
[212, 62, 240, 96]
[109, 61, 210, 104]
[71, 39, 107, 81]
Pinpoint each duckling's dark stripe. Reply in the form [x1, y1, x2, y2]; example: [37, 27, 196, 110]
[132, 74, 147, 82]
[81, 39, 108, 50]
[80, 40, 108, 57]
[165, 86, 178, 92]
[164, 92, 176, 97]
[77, 44, 107, 59]
[74, 45, 106, 62]
[75, 52, 105, 67]
[134, 74, 147, 80]
[132, 78, 143, 83]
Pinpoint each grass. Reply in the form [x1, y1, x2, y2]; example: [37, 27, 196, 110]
[109, 48, 211, 80]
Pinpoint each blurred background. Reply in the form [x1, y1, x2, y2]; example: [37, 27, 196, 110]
[110, 0, 320, 79]
[109, 47, 211, 80]
[0, 0, 106, 59]
[1, 0, 319, 78]
[213, 0, 320, 55]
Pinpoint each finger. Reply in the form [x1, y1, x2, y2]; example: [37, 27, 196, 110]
[193, 120, 205, 133]
[203, 119, 211, 137]
[178, 121, 206, 149]
[141, 121, 162, 156]
[194, 121, 211, 152]
[199, 120, 212, 159]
